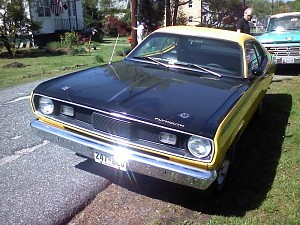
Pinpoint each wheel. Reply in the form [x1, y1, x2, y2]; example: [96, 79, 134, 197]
[215, 151, 232, 191]
[207, 146, 234, 194]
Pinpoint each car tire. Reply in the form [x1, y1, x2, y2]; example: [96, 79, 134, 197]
[206, 146, 235, 195]
[216, 148, 234, 190]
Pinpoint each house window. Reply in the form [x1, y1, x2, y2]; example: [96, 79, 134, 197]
[37, 0, 51, 17]
[189, 16, 193, 22]
[189, 0, 193, 8]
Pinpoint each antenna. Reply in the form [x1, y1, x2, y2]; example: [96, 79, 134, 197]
[108, 33, 120, 65]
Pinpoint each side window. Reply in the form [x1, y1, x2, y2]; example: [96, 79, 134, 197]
[245, 41, 263, 74]
[252, 42, 264, 65]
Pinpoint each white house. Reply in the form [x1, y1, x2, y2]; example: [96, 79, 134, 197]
[29, 0, 84, 34]
[180, 0, 202, 26]
[180, 1, 213, 27]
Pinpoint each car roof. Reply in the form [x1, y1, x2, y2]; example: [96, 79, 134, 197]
[152, 26, 255, 46]
[269, 12, 300, 18]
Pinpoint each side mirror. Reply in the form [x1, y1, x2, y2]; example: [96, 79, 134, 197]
[252, 67, 264, 76]
[248, 68, 264, 82]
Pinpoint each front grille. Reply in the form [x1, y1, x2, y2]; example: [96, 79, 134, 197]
[266, 46, 300, 57]
[42, 96, 192, 154]
[91, 113, 161, 143]
[92, 112, 132, 139]
[74, 107, 92, 124]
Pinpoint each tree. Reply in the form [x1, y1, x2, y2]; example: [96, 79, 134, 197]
[164, 0, 192, 26]
[249, 0, 296, 22]
[268, 0, 288, 14]
[249, 0, 272, 20]
[171, 0, 190, 25]
[82, 0, 105, 28]
[137, 0, 164, 30]
[0, 0, 41, 56]
[82, 0, 131, 36]
[288, 0, 300, 12]
[203, 0, 243, 28]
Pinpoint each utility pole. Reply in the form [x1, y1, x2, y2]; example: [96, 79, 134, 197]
[131, 0, 138, 48]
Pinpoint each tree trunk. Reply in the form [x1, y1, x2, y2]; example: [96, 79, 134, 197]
[1, 35, 13, 56]
[165, 0, 171, 26]
[172, 0, 179, 25]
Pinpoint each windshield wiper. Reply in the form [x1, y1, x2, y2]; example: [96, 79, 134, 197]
[173, 62, 222, 78]
[132, 56, 169, 68]
[131, 57, 222, 77]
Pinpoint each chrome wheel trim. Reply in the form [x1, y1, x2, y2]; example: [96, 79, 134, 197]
[216, 159, 230, 186]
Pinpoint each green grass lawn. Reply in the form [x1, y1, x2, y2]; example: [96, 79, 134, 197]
[0, 37, 131, 89]
[0, 40, 299, 224]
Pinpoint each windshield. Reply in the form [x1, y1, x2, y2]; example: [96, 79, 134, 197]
[267, 15, 300, 32]
[127, 33, 243, 77]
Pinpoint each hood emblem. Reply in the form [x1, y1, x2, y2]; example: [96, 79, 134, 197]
[179, 113, 190, 119]
[62, 86, 70, 91]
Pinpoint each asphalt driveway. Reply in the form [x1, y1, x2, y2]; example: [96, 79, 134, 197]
[0, 81, 110, 225]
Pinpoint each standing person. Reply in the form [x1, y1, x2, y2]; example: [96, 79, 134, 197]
[237, 7, 253, 34]
[132, 21, 145, 45]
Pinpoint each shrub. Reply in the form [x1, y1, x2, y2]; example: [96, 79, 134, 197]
[46, 41, 64, 52]
[94, 54, 104, 63]
[62, 31, 80, 50]
[47, 31, 85, 55]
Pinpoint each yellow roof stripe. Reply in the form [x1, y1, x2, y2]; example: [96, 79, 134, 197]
[153, 26, 255, 46]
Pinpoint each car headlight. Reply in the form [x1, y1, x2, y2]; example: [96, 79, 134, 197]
[39, 97, 54, 115]
[187, 136, 212, 158]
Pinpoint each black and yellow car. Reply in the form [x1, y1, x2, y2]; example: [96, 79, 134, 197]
[30, 26, 276, 191]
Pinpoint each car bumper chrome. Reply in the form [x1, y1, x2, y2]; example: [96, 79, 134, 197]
[273, 56, 300, 64]
[31, 119, 217, 190]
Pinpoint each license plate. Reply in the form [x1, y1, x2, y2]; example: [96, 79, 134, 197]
[282, 58, 295, 63]
[94, 152, 127, 171]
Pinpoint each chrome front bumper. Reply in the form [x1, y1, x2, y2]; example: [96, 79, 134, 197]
[31, 119, 217, 190]
[273, 55, 300, 64]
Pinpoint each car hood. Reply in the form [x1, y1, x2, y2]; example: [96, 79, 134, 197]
[34, 61, 247, 137]
[257, 30, 300, 44]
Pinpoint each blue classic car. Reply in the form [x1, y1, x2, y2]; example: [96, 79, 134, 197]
[257, 12, 300, 64]
[30, 26, 276, 192]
